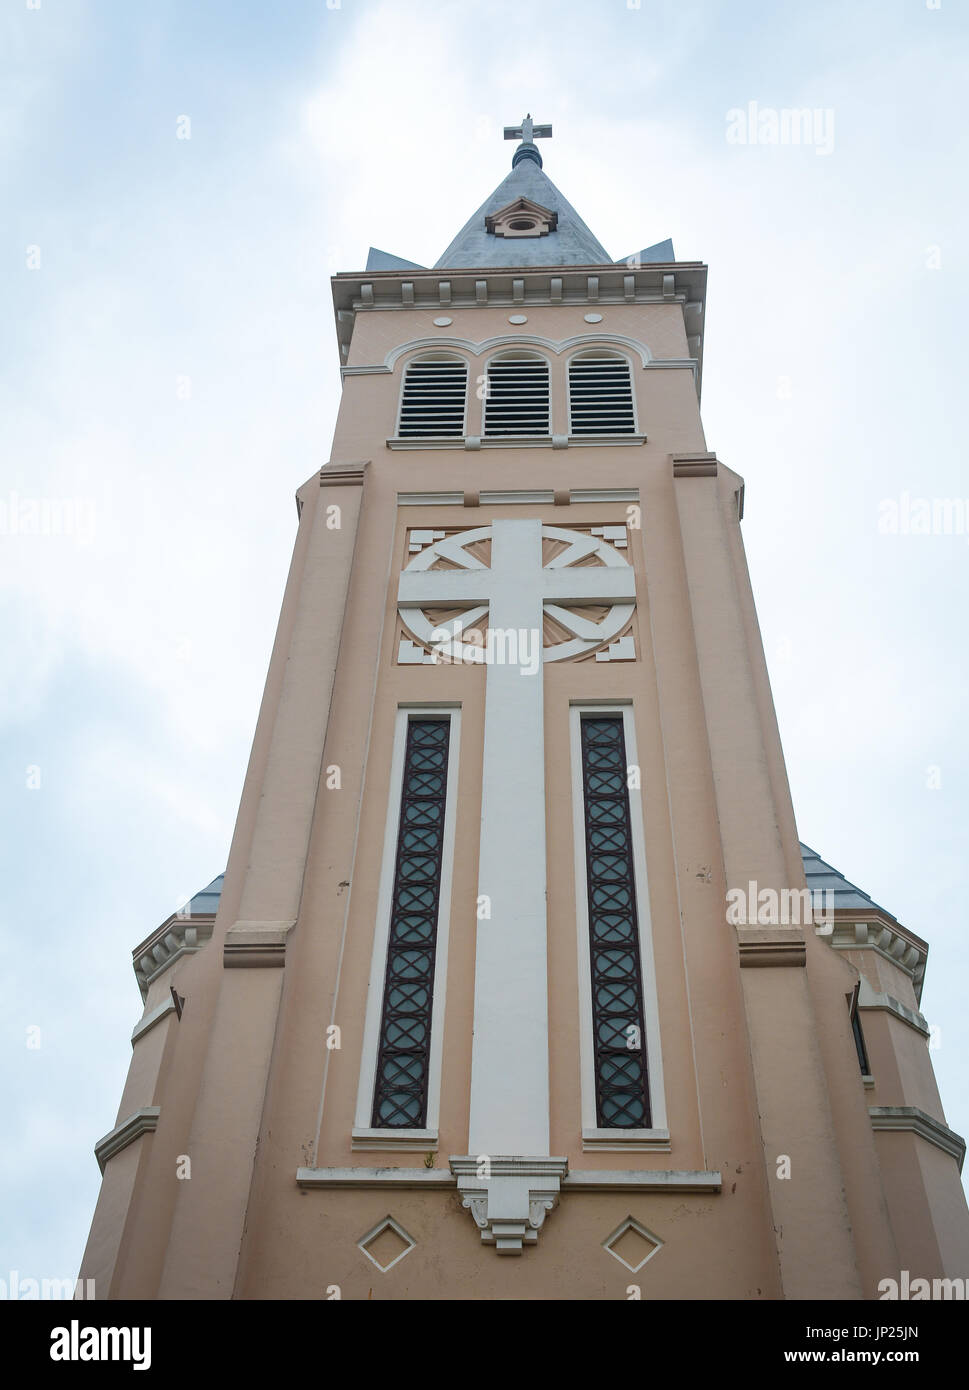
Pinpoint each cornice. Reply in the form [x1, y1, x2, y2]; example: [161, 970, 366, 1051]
[857, 977, 929, 1037]
[94, 1106, 160, 1173]
[331, 263, 707, 395]
[825, 915, 928, 1001]
[295, 1163, 723, 1194]
[869, 1106, 965, 1171]
[132, 914, 215, 1000]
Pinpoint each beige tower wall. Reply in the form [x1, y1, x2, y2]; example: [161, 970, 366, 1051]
[79, 270, 969, 1300]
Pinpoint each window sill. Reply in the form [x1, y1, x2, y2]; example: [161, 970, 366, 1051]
[350, 1127, 438, 1153]
[582, 1127, 671, 1153]
[386, 434, 646, 451]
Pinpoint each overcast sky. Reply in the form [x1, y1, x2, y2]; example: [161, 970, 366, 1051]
[2, 0, 968, 1285]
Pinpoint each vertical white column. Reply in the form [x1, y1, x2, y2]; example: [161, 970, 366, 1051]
[468, 520, 550, 1156]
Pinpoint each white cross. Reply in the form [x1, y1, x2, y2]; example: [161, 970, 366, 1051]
[397, 520, 635, 1156]
[503, 113, 553, 147]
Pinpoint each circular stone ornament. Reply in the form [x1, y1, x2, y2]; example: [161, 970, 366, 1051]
[433, 316, 453, 326]
[508, 314, 528, 324]
[397, 523, 634, 666]
[584, 312, 604, 323]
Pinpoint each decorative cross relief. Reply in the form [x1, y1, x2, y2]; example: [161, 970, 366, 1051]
[396, 521, 635, 1249]
[397, 522, 636, 667]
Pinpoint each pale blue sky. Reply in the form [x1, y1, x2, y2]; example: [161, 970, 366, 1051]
[2, 0, 968, 1283]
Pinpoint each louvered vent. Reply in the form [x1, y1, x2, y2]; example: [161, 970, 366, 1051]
[398, 358, 468, 437]
[483, 356, 550, 436]
[568, 354, 636, 435]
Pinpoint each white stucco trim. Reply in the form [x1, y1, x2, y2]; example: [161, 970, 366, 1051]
[357, 1216, 417, 1272]
[581, 1127, 671, 1153]
[94, 1107, 161, 1173]
[869, 1106, 966, 1170]
[569, 701, 668, 1138]
[384, 333, 655, 372]
[130, 996, 177, 1045]
[385, 434, 646, 450]
[350, 1127, 438, 1152]
[353, 705, 461, 1138]
[395, 488, 640, 506]
[295, 1165, 722, 1192]
[466, 522, 551, 1154]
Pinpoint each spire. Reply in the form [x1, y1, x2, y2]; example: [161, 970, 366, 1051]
[435, 112, 611, 269]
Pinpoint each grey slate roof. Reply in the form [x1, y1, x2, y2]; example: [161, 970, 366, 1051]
[178, 850, 898, 931]
[366, 247, 426, 272]
[181, 874, 224, 918]
[800, 843, 897, 921]
[434, 155, 612, 269]
[618, 238, 676, 265]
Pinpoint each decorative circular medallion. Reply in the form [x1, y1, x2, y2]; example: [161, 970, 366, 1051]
[584, 312, 603, 323]
[508, 314, 528, 324]
[398, 523, 634, 666]
[433, 316, 453, 326]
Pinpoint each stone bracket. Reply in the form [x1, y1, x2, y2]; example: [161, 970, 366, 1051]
[450, 1156, 569, 1255]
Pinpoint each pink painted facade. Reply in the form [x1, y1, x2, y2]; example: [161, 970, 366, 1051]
[79, 137, 969, 1300]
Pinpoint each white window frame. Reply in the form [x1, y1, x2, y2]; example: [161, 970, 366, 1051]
[569, 700, 669, 1151]
[352, 704, 461, 1151]
[565, 348, 639, 438]
[395, 353, 469, 440]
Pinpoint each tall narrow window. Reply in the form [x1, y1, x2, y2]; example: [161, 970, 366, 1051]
[483, 353, 550, 436]
[848, 986, 870, 1076]
[398, 356, 468, 437]
[568, 351, 636, 435]
[370, 718, 451, 1128]
[579, 714, 651, 1128]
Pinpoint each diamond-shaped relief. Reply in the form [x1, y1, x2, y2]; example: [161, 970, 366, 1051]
[357, 1216, 416, 1273]
[602, 1217, 663, 1273]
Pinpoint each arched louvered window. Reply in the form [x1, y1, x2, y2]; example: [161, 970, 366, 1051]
[482, 352, 550, 437]
[568, 351, 636, 436]
[398, 355, 468, 438]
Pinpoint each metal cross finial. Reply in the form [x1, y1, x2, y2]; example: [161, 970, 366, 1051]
[503, 113, 553, 145]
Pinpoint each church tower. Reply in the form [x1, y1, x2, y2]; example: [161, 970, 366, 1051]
[80, 117, 969, 1300]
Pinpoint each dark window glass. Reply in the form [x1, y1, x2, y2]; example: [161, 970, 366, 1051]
[579, 715, 652, 1128]
[371, 718, 450, 1128]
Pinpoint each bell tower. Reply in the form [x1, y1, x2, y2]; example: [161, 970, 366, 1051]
[79, 116, 969, 1299]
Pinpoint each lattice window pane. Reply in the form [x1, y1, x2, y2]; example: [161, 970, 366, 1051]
[483, 357, 550, 436]
[579, 715, 652, 1128]
[398, 360, 468, 437]
[568, 355, 636, 435]
[371, 718, 451, 1128]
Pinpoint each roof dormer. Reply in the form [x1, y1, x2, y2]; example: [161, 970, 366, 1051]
[484, 196, 559, 239]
